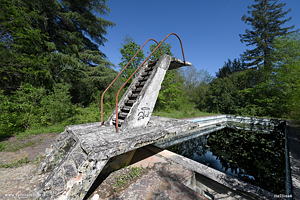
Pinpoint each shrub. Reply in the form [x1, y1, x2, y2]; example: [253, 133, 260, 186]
[0, 83, 76, 137]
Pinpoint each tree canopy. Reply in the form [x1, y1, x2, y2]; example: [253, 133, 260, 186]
[118, 34, 145, 84]
[0, 0, 116, 105]
[216, 58, 246, 79]
[239, 0, 297, 68]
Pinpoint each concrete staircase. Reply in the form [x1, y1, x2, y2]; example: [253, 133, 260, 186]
[33, 55, 191, 199]
[106, 54, 191, 131]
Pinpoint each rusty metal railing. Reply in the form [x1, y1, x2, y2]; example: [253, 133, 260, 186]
[115, 33, 186, 131]
[101, 39, 162, 125]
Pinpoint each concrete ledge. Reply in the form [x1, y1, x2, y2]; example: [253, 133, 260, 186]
[34, 115, 287, 199]
[145, 145, 283, 200]
[286, 121, 300, 199]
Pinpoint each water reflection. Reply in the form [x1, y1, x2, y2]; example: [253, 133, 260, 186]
[167, 127, 285, 194]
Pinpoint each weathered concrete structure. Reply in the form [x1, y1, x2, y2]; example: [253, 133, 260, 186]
[105, 55, 191, 130]
[34, 56, 193, 199]
[34, 114, 288, 200]
[33, 55, 293, 200]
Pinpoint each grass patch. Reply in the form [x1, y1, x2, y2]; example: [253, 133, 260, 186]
[113, 165, 144, 192]
[33, 155, 46, 167]
[0, 105, 111, 152]
[0, 141, 9, 152]
[152, 109, 217, 119]
[16, 124, 65, 141]
[0, 157, 29, 168]
[1, 138, 43, 152]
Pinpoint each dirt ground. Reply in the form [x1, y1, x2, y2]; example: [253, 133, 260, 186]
[0, 132, 60, 199]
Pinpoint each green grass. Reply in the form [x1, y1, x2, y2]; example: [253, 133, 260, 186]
[0, 157, 29, 168]
[0, 138, 43, 152]
[152, 109, 217, 119]
[0, 105, 215, 152]
[0, 105, 112, 152]
[114, 165, 144, 192]
[16, 124, 66, 141]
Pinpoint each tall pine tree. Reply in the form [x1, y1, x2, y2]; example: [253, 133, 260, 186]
[0, 0, 116, 105]
[239, 0, 297, 68]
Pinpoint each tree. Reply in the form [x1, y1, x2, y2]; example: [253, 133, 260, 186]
[240, 0, 297, 68]
[216, 58, 246, 78]
[118, 34, 145, 84]
[0, 0, 116, 105]
[178, 65, 212, 110]
[148, 41, 172, 60]
[240, 33, 300, 119]
[148, 42, 185, 111]
[206, 70, 258, 115]
[270, 33, 300, 119]
[0, 0, 48, 93]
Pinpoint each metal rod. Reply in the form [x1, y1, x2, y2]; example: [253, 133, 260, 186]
[115, 33, 186, 131]
[100, 39, 162, 125]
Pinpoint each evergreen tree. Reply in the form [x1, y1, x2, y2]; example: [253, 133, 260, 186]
[0, 0, 48, 93]
[0, 0, 116, 105]
[216, 58, 246, 78]
[240, 0, 297, 68]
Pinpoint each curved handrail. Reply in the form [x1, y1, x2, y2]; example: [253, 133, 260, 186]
[101, 39, 162, 125]
[115, 33, 186, 131]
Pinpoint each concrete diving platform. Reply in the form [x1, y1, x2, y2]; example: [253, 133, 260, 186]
[34, 115, 289, 200]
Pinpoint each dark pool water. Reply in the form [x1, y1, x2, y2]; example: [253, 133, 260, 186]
[166, 126, 286, 194]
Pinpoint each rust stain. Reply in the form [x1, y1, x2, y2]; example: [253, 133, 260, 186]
[75, 172, 82, 182]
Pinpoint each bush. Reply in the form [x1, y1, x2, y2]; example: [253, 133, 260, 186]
[0, 83, 76, 137]
[40, 83, 76, 125]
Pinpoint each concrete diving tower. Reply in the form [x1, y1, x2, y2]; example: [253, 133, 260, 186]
[34, 55, 192, 199]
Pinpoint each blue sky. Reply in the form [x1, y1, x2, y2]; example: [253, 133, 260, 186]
[99, 0, 300, 77]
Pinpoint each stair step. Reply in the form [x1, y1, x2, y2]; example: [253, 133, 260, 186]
[125, 100, 135, 106]
[141, 71, 151, 77]
[135, 81, 146, 87]
[121, 106, 131, 113]
[137, 76, 150, 82]
[131, 87, 142, 93]
[145, 67, 154, 72]
[112, 118, 123, 126]
[128, 93, 138, 100]
[118, 112, 128, 119]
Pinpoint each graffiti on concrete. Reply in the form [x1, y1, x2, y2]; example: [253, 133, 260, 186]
[138, 107, 151, 120]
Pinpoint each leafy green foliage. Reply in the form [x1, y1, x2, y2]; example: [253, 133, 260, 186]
[178, 65, 212, 111]
[216, 58, 246, 78]
[206, 69, 263, 115]
[155, 69, 185, 111]
[270, 33, 300, 119]
[118, 35, 144, 86]
[234, 33, 300, 119]
[148, 41, 172, 60]
[0, 0, 116, 106]
[0, 0, 49, 93]
[0, 0, 119, 138]
[0, 83, 76, 137]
